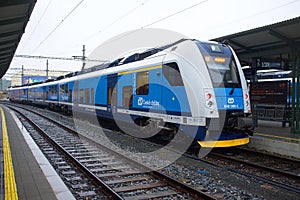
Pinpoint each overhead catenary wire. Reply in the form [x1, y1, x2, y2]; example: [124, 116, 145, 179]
[20, 0, 54, 52]
[14, 0, 211, 67]
[142, 0, 209, 28]
[95, 0, 210, 49]
[32, 0, 86, 53]
[59, 0, 151, 56]
[14, 54, 107, 63]
[219, 0, 300, 29]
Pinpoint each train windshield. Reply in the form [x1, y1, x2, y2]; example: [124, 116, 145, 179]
[196, 42, 241, 88]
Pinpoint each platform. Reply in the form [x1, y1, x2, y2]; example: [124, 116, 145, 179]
[0, 105, 75, 199]
[246, 120, 300, 159]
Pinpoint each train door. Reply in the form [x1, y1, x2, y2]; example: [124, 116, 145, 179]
[107, 74, 118, 114]
[161, 62, 188, 113]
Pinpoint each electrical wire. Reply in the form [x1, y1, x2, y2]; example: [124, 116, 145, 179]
[16, 0, 210, 64]
[20, 0, 54, 52]
[32, 0, 86, 53]
[209, 0, 300, 36]
[62, 0, 151, 56]
[98, 0, 151, 34]
[142, 0, 209, 28]
[96, 0, 210, 49]
[238, 0, 300, 22]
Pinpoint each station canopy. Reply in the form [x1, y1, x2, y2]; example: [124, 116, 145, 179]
[0, 0, 36, 79]
[213, 16, 300, 68]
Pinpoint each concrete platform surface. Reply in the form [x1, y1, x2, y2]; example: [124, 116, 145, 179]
[247, 120, 300, 159]
[0, 105, 75, 199]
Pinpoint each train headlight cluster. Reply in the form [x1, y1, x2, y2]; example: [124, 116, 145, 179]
[206, 100, 213, 108]
[205, 90, 215, 111]
[243, 90, 251, 113]
[246, 100, 250, 107]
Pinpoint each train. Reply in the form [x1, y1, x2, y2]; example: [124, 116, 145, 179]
[8, 39, 253, 147]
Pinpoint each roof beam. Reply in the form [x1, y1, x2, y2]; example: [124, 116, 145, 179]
[0, 16, 28, 26]
[0, 58, 10, 64]
[269, 29, 293, 44]
[0, 39, 17, 46]
[0, 53, 11, 60]
[0, 50, 12, 56]
[0, 30, 23, 38]
[0, 0, 36, 7]
[228, 39, 252, 51]
[238, 44, 293, 59]
[0, 46, 16, 52]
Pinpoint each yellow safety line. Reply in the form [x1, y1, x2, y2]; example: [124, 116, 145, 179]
[1, 106, 18, 200]
[254, 132, 300, 142]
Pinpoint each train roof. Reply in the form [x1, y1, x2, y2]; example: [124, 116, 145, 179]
[256, 69, 292, 79]
[10, 39, 227, 89]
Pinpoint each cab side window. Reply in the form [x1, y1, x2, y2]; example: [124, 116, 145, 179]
[163, 62, 184, 86]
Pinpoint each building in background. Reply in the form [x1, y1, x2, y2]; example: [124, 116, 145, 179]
[10, 69, 71, 87]
[0, 79, 11, 98]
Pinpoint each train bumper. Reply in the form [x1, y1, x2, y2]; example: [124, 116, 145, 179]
[198, 137, 249, 147]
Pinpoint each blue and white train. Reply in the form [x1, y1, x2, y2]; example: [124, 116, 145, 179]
[8, 39, 253, 147]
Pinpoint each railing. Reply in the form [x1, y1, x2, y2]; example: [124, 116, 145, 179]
[252, 104, 290, 127]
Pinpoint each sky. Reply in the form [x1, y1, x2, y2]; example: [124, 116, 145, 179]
[5, 0, 300, 79]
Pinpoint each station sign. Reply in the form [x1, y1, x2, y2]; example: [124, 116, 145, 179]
[250, 81, 288, 105]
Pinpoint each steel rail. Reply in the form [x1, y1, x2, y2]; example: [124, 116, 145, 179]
[210, 150, 300, 179]
[8, 106, 123, 199]
[8, 104, 216, 200]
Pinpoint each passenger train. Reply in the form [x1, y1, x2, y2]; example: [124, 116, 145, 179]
[8, 39, 253, 147]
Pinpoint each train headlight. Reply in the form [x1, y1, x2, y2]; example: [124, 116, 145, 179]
[205, 91, 214, 108]
[246, 100, 249, 107]
[243, 89, 251, 113]
[206, 100, 213, 107]
[206, 93, 212, 99]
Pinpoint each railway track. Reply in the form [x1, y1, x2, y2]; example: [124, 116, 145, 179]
[211, 147, 300, 179]
[205, 148, 300, 194]
[7, 105, 216, 200]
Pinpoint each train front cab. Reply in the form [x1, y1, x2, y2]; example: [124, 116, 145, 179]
[196, 41, 252, 147]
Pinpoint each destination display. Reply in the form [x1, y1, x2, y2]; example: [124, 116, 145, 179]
[250, 81, 288, 105]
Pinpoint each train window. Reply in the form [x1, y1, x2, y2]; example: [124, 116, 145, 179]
[80, 89, 84, 104]
[122, 86, 132, 108]
[50, 85, 58, 94]
[74, 82, 78, 103]
[60, 85, 64, 95]
[111, 87, 117, 105]
[107, 88, 111, 105]
[68, 90, 72, 102]
[65, 84, 69, 94]
[74, 89, 78, 103]
[43, 87, 46, 100]
[107, 87, 117, 105]
[136, 71, 149, 95]
[163, 62, 184, 86]
[85, 88, 90, 104]
[91, 88, 94, 104]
